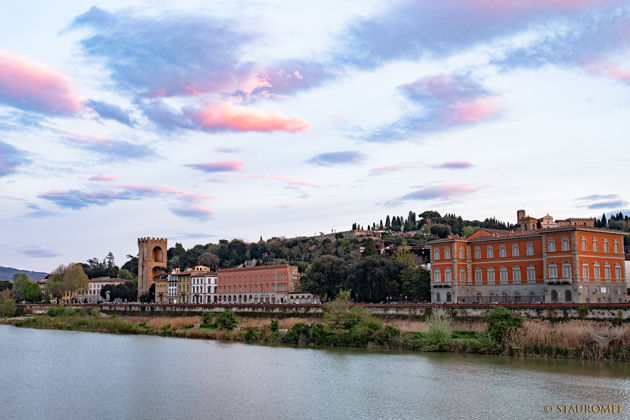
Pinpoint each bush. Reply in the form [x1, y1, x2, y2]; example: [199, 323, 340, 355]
[284, 323, 309, 344]
[47, 307, 76, 317]
[216, 311, 238, 330]
[270, 319, 280, 333]
[244, 328, 258, 342]
[372, 325, 401, 346]
[426, 308, 452, 350]
[89, 307, 101, 317]
[0, 290, 16, 318]
[577, 306, 589, 319]
[484, 306, 523, 344]
[202, 311, 214, 325]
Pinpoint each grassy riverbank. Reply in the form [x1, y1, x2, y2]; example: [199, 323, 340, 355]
[3, 300, 630, 361]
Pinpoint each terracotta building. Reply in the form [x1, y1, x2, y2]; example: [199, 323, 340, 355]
[137, 237, 167, 295]
[429, 222, 627, 304]
[217, 264, 300, 304]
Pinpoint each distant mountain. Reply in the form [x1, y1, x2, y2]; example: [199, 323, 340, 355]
[0, 266, 48, 281]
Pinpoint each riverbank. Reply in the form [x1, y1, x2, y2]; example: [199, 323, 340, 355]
[3, 303, 630, 361]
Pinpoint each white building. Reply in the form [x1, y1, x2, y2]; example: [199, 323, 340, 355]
[190, 266, 218, 304]
[80, 277, 126, 303]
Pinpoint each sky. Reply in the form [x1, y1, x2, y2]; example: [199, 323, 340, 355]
[1, 0, 630, 272]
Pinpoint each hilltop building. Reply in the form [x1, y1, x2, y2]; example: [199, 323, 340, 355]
[429, 210, 626, 304]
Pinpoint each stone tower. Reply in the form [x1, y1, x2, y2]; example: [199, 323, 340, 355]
[137, 237, 168, 295]
[517, 209, 526, 224]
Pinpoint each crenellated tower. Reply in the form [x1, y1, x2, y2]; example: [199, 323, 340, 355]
[137, 237, 168, 295]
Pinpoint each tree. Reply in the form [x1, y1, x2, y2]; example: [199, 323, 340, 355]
[100, 281, 137, 302]
[0, 289, 16, 318]
[430, 224, 451, 238]
[385, 215, 391, 228]
[484, 306, 523, 344]
[118, 269, 134, 281]
[197, 252, 220, 270]
[44, 275, 64, 301]
[301, 255, 348, 300]
[462, 226, 478, 238]
[63, 264, 89, 300]
[11, 273, 31, 301]
[23, 282, 42, 303]
[216, 311, 238, 330]
[363, 238, 377, 256]
[0, 280, 11, 292]
[121, 255, 138, 277]
[139, 283, 155, 303]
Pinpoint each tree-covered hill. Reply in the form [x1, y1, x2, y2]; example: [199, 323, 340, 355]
[0, 266, 48, 281]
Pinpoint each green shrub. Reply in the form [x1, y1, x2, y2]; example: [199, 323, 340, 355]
[426, 308, 452, 350]
[484, 306, 523, 344]
[47, 307, 76, 317]
[577, 306, 589, 319]
[216, 311, 238, 330]
[89, 307, 101, 317]
[284, 323, 308, 344]
[372, 325, 401, 346]
[202, 311, 214, 325]
[244, 328, 258, 342]
[270, 319, 280, 333]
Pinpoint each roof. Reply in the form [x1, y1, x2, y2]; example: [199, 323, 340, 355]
[88, 277, 126, 283]
[218, 264, 293, 273]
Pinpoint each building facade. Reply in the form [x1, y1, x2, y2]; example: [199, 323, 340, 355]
[137, 237, 167, 295]
[190, 266, 218, 304]
[217, 264, 300, 304]
[78, 277, 126, 303]
[429, 226, 627, 304]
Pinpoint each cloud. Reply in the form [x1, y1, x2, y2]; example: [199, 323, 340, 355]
[575, 194, 628, 209]
[86, 99, 135, 126]
[89, 175, 118, 182]
[360, 74, 499, 142]
[341, 0, 620, 69]
[71, 7, 331, 100]
[22, 203, 60, 219]
[0, 50, 83, 115]
[220, 173, 317, 187]
[215, 147, 241, 153]
[186, 102, 309, 132]
[369, 160, 474, 175]
[435, 161, 474, 169]
[186, 161, 244, 173]
[277, 202, 296, 208]
[386, 184, 483, 205]
[0, 141, 30, 177]
[60, 129, 156, 160]
[17, 246, 60, 258]
[306, 151, 366, 166]
[38, 184, 215, 221]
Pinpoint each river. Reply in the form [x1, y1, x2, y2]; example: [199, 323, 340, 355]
[0, 325, 629, 420]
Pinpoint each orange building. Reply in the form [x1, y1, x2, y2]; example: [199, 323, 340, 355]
[429, 225, 627, 304]
[217, 264, 300, 304]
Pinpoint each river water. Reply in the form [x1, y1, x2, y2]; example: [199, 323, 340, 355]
[0, 325, 629, 420]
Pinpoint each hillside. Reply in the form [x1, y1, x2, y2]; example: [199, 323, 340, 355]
[0, 266, 48, 281]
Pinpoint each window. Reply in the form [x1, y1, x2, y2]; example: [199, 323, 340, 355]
[512, 266, 521, 284]
[434, 248, 440, 260]
[487, 246, 494, 258]
[615, 264, 621, 280]
[582, 262, 589, 280]
[434, 269, 441, 283]
[594, 262, 600, 280]
[474, 247, 481, 259]
[526, 242, 534, 256]
[592, 238, 598, 252]
[604, 240, 609, 253]
[604, 264, 611, 279]
[475, 268, 482, 285]
[459, 269, 466, 284]
[512, 243, 519, 257]
[444, 269, 452, 284]
[459, 247, 465, 260]
[444, 247, 451, 259]
[561, 237, 569, 252]
[549, 262, 558, 279]
[547, 239, 556, 252]
[581, 237, 586, 251]
[527, 265, 536, 283]
[500, 266, 508, 284]
[562, 262, 571, 279]
[499, 245, 506, 257]
[614, 240, 619, 253]
[487, 268, 495, 284]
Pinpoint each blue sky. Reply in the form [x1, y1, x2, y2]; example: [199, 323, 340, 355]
[1, 0, 629, 271]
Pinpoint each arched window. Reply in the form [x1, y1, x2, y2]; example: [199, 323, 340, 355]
[487, 267, 495, 284]
[562, 262, 571, 279]
[561, 237, 569, 252]
[487, 246, 494, 258]
[444, 247, 451, 259]
[512, 266, 521, 284]
[434, 248, 440, 260]
[548, 262, 558, 279]
[564, 290, 572, 302]
[500, 266, 508, 284]
[474, 247, 481, 259]
[459, 268, 466, 284]
[512, 243, 519, 257]
[435, 293, 441, 303]
[615, 264, 622, 280]
[582, 262, 589, 280]
[581, 237, 587, 251]
[603, 240, 609, 253]
[551, 290, 558, 302]
[459, 247, 465, 259]
[152, 246, 163, 262]
[594, 262, 600, 280]
[475, 268, 482, 285]
[434, 269, 441, 283]
[499, 245, 506, 257]
[604, 263, 611, 279]
[614, 240, 619, 254]
[526, 242, 534, 256]
[547, 239, 556, 252]
[527, 265, 536, 283]
[592, 238, 598, 252]
[446, 292, 452, 302]
[444, 269, 452, 284]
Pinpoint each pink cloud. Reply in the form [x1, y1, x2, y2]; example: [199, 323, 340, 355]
[187, 101, 310, 132]
[220, 173, 317, 187]
[277, 202, 296, 208]
[448, 98, 498, 122]
[604, 66, 630, 82]
[475, 0, 615, 15]
[186, 161, 244, 173]
[0, 50, 83, 114]
[89, 175, 118, 182]
[369, 161, 426, 174]
[59, 129, 108, 141]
